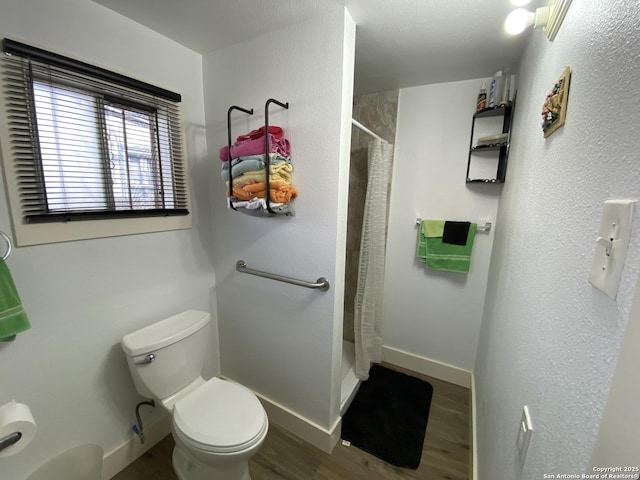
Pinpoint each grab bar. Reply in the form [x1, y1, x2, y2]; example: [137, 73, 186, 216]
[236, 260, 330, 292]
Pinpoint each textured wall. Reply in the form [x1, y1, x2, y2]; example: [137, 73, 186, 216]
[475, 1, 640, 478]
[344, 90, 398, 343]
[589, 280, 640, 467]
[203, 8, 355, 429]
[0, 1, 210, 479]
[383, 78, 501, 371]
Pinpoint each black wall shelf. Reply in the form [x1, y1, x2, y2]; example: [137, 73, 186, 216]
[466, 104, 514, 184]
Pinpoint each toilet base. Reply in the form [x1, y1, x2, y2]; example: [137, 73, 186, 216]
[172, 443, 251, 480]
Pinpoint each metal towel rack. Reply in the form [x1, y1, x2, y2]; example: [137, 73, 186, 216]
[236, 260, 330, 292]
[415, 217, 492, 233]
[0, 231, 11, 260]
[226, 98, 289, 215]
[227, 105, 254, 211]
[264, 98, 289, 214]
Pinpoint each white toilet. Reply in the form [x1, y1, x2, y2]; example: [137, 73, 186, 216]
[121, 310, 268, 480]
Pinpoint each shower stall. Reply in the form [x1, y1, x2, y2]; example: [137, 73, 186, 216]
[341, 90, 399, 413]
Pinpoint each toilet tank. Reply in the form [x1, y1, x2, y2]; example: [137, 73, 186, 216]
[121, 310, 210, 401]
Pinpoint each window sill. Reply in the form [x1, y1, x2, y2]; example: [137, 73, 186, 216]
[9, 214, 192, 246]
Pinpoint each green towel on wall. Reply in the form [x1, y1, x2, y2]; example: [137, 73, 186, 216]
[417, 221, 477, 273]
[421, 219, 445, 238]
[0, 258, 30, 341]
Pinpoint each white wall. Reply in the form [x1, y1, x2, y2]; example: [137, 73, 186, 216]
[203, 8, 355, 430]
[589, 272, 640, 468]
[475, 1, 640, 478]
[383, 78, 501, 372]
[0, 1, 212, 478]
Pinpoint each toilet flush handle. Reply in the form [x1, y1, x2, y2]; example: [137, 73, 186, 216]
[135, 353, 156, 365]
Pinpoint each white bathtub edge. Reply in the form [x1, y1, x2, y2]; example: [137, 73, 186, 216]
[340, 367, 361, 416]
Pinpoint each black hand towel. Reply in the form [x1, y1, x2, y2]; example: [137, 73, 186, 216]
[442, 221, 471, 245]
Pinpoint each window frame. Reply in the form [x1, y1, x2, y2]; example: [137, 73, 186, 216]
[0, 38, 191, 246]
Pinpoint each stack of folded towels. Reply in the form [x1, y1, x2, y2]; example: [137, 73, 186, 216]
[219, 125, 298, 216]
[417, 220, 477, 273]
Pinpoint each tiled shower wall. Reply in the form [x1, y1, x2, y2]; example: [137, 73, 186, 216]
[343, 90, 398, 342]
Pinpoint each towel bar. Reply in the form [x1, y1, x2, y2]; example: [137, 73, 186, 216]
[0, 231, 11, 260]
[477, 221, 492, 232]
[415, 217, 492, 232]
[236, 260, 330, 291]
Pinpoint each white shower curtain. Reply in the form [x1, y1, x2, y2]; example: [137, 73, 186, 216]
[354, 138, 393, 380]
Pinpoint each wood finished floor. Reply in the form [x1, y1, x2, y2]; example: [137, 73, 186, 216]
[112, 365, 470, 480]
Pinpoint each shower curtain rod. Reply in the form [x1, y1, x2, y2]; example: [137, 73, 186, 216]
[351, 118, 384, 142]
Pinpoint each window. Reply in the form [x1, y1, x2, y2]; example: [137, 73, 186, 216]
[0, 39, 190, 245]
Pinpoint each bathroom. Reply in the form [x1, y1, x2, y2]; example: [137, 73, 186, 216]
[1, 0, 640, 479]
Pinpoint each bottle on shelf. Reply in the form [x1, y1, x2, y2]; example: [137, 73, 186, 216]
[500, 67, 511, 106]
[488, 70, 503, 108]
[476, 83, 487, 112]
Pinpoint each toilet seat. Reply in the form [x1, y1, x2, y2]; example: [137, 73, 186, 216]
[172, 377, 267, 454]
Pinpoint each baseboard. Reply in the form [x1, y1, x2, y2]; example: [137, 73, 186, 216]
[102, 414, 172, 480]
[254, 391, 341, 454]
[101, 381, 342, 477]
[381, 345, 472, 388]
[471, 372, 478, 480]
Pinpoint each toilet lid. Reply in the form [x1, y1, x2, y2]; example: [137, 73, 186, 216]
[173, 377, 267, 453]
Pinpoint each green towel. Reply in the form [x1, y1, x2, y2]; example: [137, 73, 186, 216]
[0, 258, 30, 341]
[417, 222, 477, 273]
[421, 219, 445, 238]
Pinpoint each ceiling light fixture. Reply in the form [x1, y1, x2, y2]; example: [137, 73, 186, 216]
[504, 0, 573, 41]
[505, 7, 549, 35]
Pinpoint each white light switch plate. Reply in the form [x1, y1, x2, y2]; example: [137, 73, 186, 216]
[589, 200, 636, 299]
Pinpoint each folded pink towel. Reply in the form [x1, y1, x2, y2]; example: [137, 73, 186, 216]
[219, 134, 290, 162]
[236, 125, 283, 142]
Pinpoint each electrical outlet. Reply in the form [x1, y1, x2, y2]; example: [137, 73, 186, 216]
[516, 406, 533, 470]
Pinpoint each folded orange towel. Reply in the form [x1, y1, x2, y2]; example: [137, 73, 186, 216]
[228, 181, 298, 203]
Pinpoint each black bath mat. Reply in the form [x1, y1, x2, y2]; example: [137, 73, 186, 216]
[341, 365, 433, 469]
